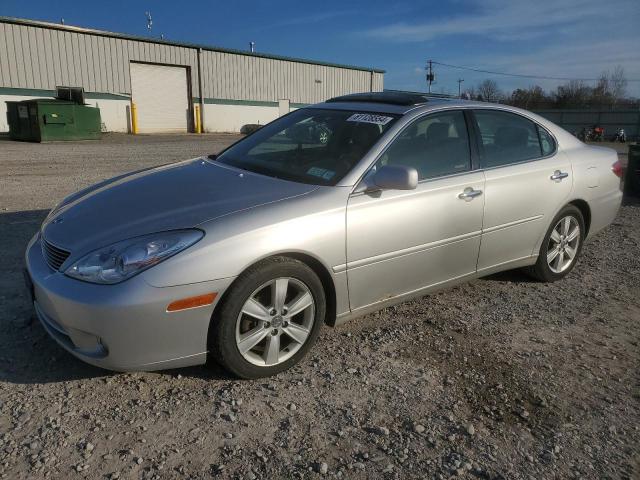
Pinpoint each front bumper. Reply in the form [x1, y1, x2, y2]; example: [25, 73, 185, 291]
[25, 234, 235, 371]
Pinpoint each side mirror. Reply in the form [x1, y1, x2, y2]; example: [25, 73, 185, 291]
[371, 165, 418, 191]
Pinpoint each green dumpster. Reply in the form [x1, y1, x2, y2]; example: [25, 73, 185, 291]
[626, 143, 640, 197]
[6, 98, 101, 142]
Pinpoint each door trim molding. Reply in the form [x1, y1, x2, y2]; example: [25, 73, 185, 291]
[334, 254, 537, 327]
[482, 214, 543, 234]
[335, 270, 477, 325]
[343, 229, 481, 272]
[337, 215, 542, 274]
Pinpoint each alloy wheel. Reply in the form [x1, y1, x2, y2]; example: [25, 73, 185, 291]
[235, 277, 315, 367]
[546, 216, 580, 274]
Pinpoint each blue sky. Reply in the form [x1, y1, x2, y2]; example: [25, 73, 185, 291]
[2, 0, 639, 96]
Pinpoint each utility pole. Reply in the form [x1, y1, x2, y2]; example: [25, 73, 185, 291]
[457, 78, 464, 98]
[426, 60, 435, 94]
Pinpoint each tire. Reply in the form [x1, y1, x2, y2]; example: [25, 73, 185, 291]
[209, 256, 326, 379]
[526, 205, 585, 282]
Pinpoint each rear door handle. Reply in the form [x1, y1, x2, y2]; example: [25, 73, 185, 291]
[550, 170, 569, 182]
[458, 187, 483, 201]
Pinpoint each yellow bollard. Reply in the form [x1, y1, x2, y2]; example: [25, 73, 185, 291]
[130, 102, 138, 135]
[194, 104, 202, 134]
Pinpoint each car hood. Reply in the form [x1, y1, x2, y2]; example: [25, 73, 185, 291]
[41, 158, 317, 257]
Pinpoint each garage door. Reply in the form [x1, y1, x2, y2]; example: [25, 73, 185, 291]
[130, 63, 190, 133]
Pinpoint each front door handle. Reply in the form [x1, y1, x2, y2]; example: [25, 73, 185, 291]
[550, 170, 569, 182]
[458, 187, 483, 201]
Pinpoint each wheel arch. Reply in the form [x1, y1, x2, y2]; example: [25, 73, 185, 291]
[283, 252, 337, 327]
[568, 199, 592, 236]
[533, 199, 592, 258]
[209, 251, 338, 332]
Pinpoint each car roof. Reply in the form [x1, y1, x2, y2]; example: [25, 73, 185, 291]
[326, 91, 432, 107]
[309, 91, 485, 115]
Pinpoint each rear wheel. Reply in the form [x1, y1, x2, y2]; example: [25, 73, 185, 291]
[209, 257, 325, 379]
[526, 205, 585, 282]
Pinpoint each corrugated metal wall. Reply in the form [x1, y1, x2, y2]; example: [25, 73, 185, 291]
[201, 50, 383, 104]
[0, 20, 383, 104]
[0, 22, 199, 95]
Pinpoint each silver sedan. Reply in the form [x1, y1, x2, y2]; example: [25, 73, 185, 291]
[25, 92, 623, 378]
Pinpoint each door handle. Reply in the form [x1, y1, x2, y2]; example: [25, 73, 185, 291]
[550, 170, 569, 182]
[458, 187, 483, 201]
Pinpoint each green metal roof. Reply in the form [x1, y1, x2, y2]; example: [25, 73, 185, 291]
[0, 16, 385, 74]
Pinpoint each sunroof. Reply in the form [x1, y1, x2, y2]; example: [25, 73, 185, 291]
[326, 92, 430, 106]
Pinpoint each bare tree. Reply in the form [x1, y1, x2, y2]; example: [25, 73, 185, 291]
[592, 72, 611, 105]
[591, 66, 627, 106]
[477, 79, 502, 102]
[510, 85, 547, 108]
[483, 65, 630, 109]
[463, 86, 477, 100]
[554, 80, 591, 107]
[609, 66, 627, 104]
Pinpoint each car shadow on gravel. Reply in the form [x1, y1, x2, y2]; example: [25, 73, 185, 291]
[0, 333, 234, 385]
[1, 209, 103, 384]
[480, 269, 537, 284]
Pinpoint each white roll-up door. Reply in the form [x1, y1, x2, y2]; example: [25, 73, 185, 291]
[130, 62, 190, 133]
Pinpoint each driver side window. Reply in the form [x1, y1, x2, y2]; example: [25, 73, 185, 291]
[376, 110, 472, 180]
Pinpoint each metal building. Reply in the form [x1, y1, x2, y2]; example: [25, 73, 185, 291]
[0, 16, 385, 133]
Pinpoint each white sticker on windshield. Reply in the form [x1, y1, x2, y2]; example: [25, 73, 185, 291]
[307, 167, 335, 180]
[347, 113, 393, 125]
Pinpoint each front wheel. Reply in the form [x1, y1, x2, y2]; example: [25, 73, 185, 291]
[209, 257, 325, 379]
[526, 205, 585, 282]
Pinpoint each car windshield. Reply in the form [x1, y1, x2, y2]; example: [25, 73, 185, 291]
[215, 108, 399, 185]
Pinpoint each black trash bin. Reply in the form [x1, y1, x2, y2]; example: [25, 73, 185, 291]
[626, 144, 640, 197]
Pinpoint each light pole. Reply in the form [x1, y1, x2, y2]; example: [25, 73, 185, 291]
[458, 78, 464, 98]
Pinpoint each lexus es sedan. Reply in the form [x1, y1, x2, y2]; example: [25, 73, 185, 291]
[25, 92, 623, 379]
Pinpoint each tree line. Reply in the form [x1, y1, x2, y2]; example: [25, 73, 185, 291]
[463, 66, 637, 109]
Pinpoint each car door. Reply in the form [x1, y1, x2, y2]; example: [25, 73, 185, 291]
[346, 109, 486, 312]
[471, 109, 572, 273]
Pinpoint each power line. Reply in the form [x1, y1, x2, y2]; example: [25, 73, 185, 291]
[431, 61, 640, 83]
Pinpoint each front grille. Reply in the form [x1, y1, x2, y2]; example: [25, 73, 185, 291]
[41, 237, 71, 271]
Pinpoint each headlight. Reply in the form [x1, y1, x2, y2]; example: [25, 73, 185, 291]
[64, 230, 204, 284]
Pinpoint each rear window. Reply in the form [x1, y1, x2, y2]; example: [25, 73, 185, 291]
[216, 108, 398, 185]
[474, 110, 548, 168]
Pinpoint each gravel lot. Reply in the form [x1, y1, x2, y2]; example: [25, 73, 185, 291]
[0, 134, 638, 480]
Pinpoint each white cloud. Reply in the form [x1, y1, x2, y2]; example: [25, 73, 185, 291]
[362, 0, 640, 95]
[256, 10, 357, 30]
[361, 0, 635, 43]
